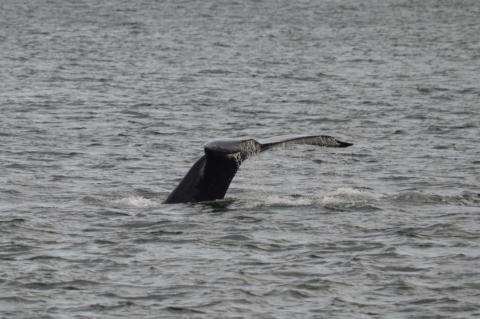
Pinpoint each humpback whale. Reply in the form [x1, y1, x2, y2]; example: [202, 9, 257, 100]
[165, 135, 353, 204]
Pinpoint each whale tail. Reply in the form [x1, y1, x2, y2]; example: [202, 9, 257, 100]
[164, 135, 352, 204]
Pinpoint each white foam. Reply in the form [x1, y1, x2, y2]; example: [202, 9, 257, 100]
[112, 196, 158, 208]
[327, 187, 381, 199]
[261, 194, 315, 207]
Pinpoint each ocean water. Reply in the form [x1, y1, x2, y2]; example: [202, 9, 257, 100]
[1, 0, 479, 318]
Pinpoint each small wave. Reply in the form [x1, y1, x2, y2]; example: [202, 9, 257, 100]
[0, 296, 39, 303]
[321, 187, 382, 211]
[392, 191, 480, 206]
[238, 188, 382, 209]
[165, 306, 205, 314]
[237, 187, 384, 210]
[393, 192, 444, 205]
[262, 194, 315, 207]
[21, 279, 98, 291]
[232, 193, 316, 208]
[219, 234, 252, 241]
[416, 86, 450, 94]
[197, 69, 233, 75]
[0, 218, 26, 225]
[395, 223, 479, 239]
[112, 196, 159, 208]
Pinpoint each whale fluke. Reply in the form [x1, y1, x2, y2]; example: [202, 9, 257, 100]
[164, 135, 353, 204]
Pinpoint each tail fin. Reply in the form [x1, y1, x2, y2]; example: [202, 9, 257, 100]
[260, 135, 352, 152]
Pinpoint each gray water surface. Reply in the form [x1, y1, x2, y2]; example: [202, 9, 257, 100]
[1, 0, 480, 318]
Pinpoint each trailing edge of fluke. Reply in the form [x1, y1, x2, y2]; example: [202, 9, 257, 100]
[164, 135, 353, 204]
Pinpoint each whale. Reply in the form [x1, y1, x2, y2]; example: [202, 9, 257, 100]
[164, 135, 353, 204]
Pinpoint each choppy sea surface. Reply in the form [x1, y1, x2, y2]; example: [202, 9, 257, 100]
[1, 0, 479, 318]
